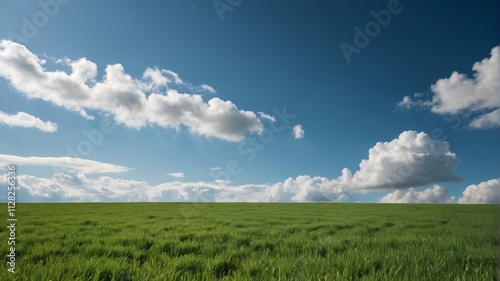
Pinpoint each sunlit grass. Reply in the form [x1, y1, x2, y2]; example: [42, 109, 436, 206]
[1, 203, 498, 280]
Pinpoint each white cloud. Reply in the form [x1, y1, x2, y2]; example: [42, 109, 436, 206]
[342, 130, 461, 190]
[0, 111, 57, 132]
[379, 185, 449, 203]
[0, 154, 129, 174]
[167, 172, 184, 178]
[458, 178, 500, 204]
[258, 112, 276, 122]
[0, 42, 93, 119]
[398, 46, 500, 128]
[0, 40, 263, 141]
[292, 124, 304, 139]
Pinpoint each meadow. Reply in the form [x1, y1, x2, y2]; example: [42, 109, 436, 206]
[0, 203, 498, 280]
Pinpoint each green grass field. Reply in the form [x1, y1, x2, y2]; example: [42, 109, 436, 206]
[1, 203, 498, 280]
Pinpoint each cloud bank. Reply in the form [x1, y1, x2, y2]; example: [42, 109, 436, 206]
[398, 46, 500, 128]
[7, 172, 353, 203]
[5, 171, 497, 204]
[0, 40, 264, 141]
[0, 130, 475, 202]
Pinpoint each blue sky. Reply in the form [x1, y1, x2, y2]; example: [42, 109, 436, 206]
[0, 0, 498, 203]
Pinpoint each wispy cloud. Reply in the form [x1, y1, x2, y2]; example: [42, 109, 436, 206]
[0, 154, 130, 174]
[0, 40, 264, 141]
[0, 111, 57, 132]
[197, 84, 217, 94]
[258, 112, 276, 122]
[167, 172, 184, 178]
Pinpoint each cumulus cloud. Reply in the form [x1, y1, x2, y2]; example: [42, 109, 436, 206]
[458, 178, 500, 204]
[146, 92, 262, 141]
[379, 185, 449, 203]
[343, 130, 461, 190]
[0, 154, 130, 174]
[261, 129, 460, 199]
[292, 124, 305, 139]
[0, 40, 263, 141]
[263, 175, 353, 202]
[0, 111, 57, 132]
[398, 46, 500, 128]
[167, 172, 184, 178]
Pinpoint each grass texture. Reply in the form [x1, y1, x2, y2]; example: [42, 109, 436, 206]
[0, 203, 498, 280]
